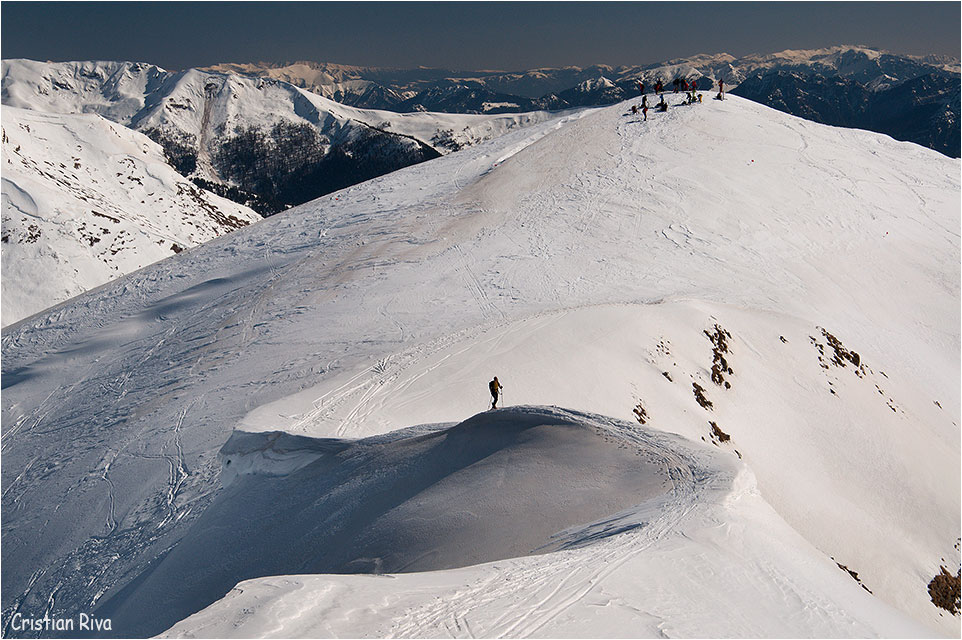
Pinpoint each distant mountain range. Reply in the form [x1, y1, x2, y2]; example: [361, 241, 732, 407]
[207, 45, 961, 157]
[2, 59, 569, 216]
[731, 70, 961, 157]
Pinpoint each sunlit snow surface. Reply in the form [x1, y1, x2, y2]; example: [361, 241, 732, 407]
[2, 95, 959, 638]
[1, 59, 571, 327]
[1, 107, 260, 326]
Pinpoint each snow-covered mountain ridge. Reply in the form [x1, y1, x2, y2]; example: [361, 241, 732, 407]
[731, 64, 961, 158]
[1, 59, 574, 324]
[206, 45, 961, 158]
[2, 94, 959, 637]
[2, 59, 570, 213]
[1, 106, 260, 327]
[205, 45, 959, 102]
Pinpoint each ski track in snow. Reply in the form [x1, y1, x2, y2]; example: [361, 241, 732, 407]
[388, 421, 707, 639]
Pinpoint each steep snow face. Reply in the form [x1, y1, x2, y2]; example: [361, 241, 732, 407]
[1, 95, 958, 638]
[0, 59, 170, 123]
[1, 107, 260, 326]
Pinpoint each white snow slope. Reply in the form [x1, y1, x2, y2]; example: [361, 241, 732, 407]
[1, 58, 572, 325]
[1, 95, 959, 639]
[1, 106, 260, 326]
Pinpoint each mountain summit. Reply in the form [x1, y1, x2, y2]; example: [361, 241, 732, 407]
[198, 45, 960, 160]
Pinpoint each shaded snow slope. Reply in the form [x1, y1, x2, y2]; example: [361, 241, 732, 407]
[1, 107, 259, 326]
[2, 95, 959, 637]
[163, 410, 930, 639]
[97, 406, 709, 636]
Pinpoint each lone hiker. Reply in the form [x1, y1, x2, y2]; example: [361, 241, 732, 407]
[489, 376, 503, 409]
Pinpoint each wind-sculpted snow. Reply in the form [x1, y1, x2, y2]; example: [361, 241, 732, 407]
[2, 95, 958, 638]
[92, 406, 713, 637]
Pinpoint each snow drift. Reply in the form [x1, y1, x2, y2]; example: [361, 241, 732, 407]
[95, 406, 715, 636]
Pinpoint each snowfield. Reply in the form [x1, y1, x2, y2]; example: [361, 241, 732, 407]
[1, 106, 260, 326]
[2, 93, 959, 638]
[1, 59, 579, 325]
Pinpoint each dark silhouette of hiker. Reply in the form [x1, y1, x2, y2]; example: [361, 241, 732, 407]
[489, 377, 503, 409]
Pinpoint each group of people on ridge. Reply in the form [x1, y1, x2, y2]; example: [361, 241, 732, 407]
[631, 76, 725, 120]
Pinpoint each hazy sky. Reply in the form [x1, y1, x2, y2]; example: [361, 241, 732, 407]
[2, 1, 959, 71]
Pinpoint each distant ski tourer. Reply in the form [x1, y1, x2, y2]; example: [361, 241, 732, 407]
[489, 377, 503, 409]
